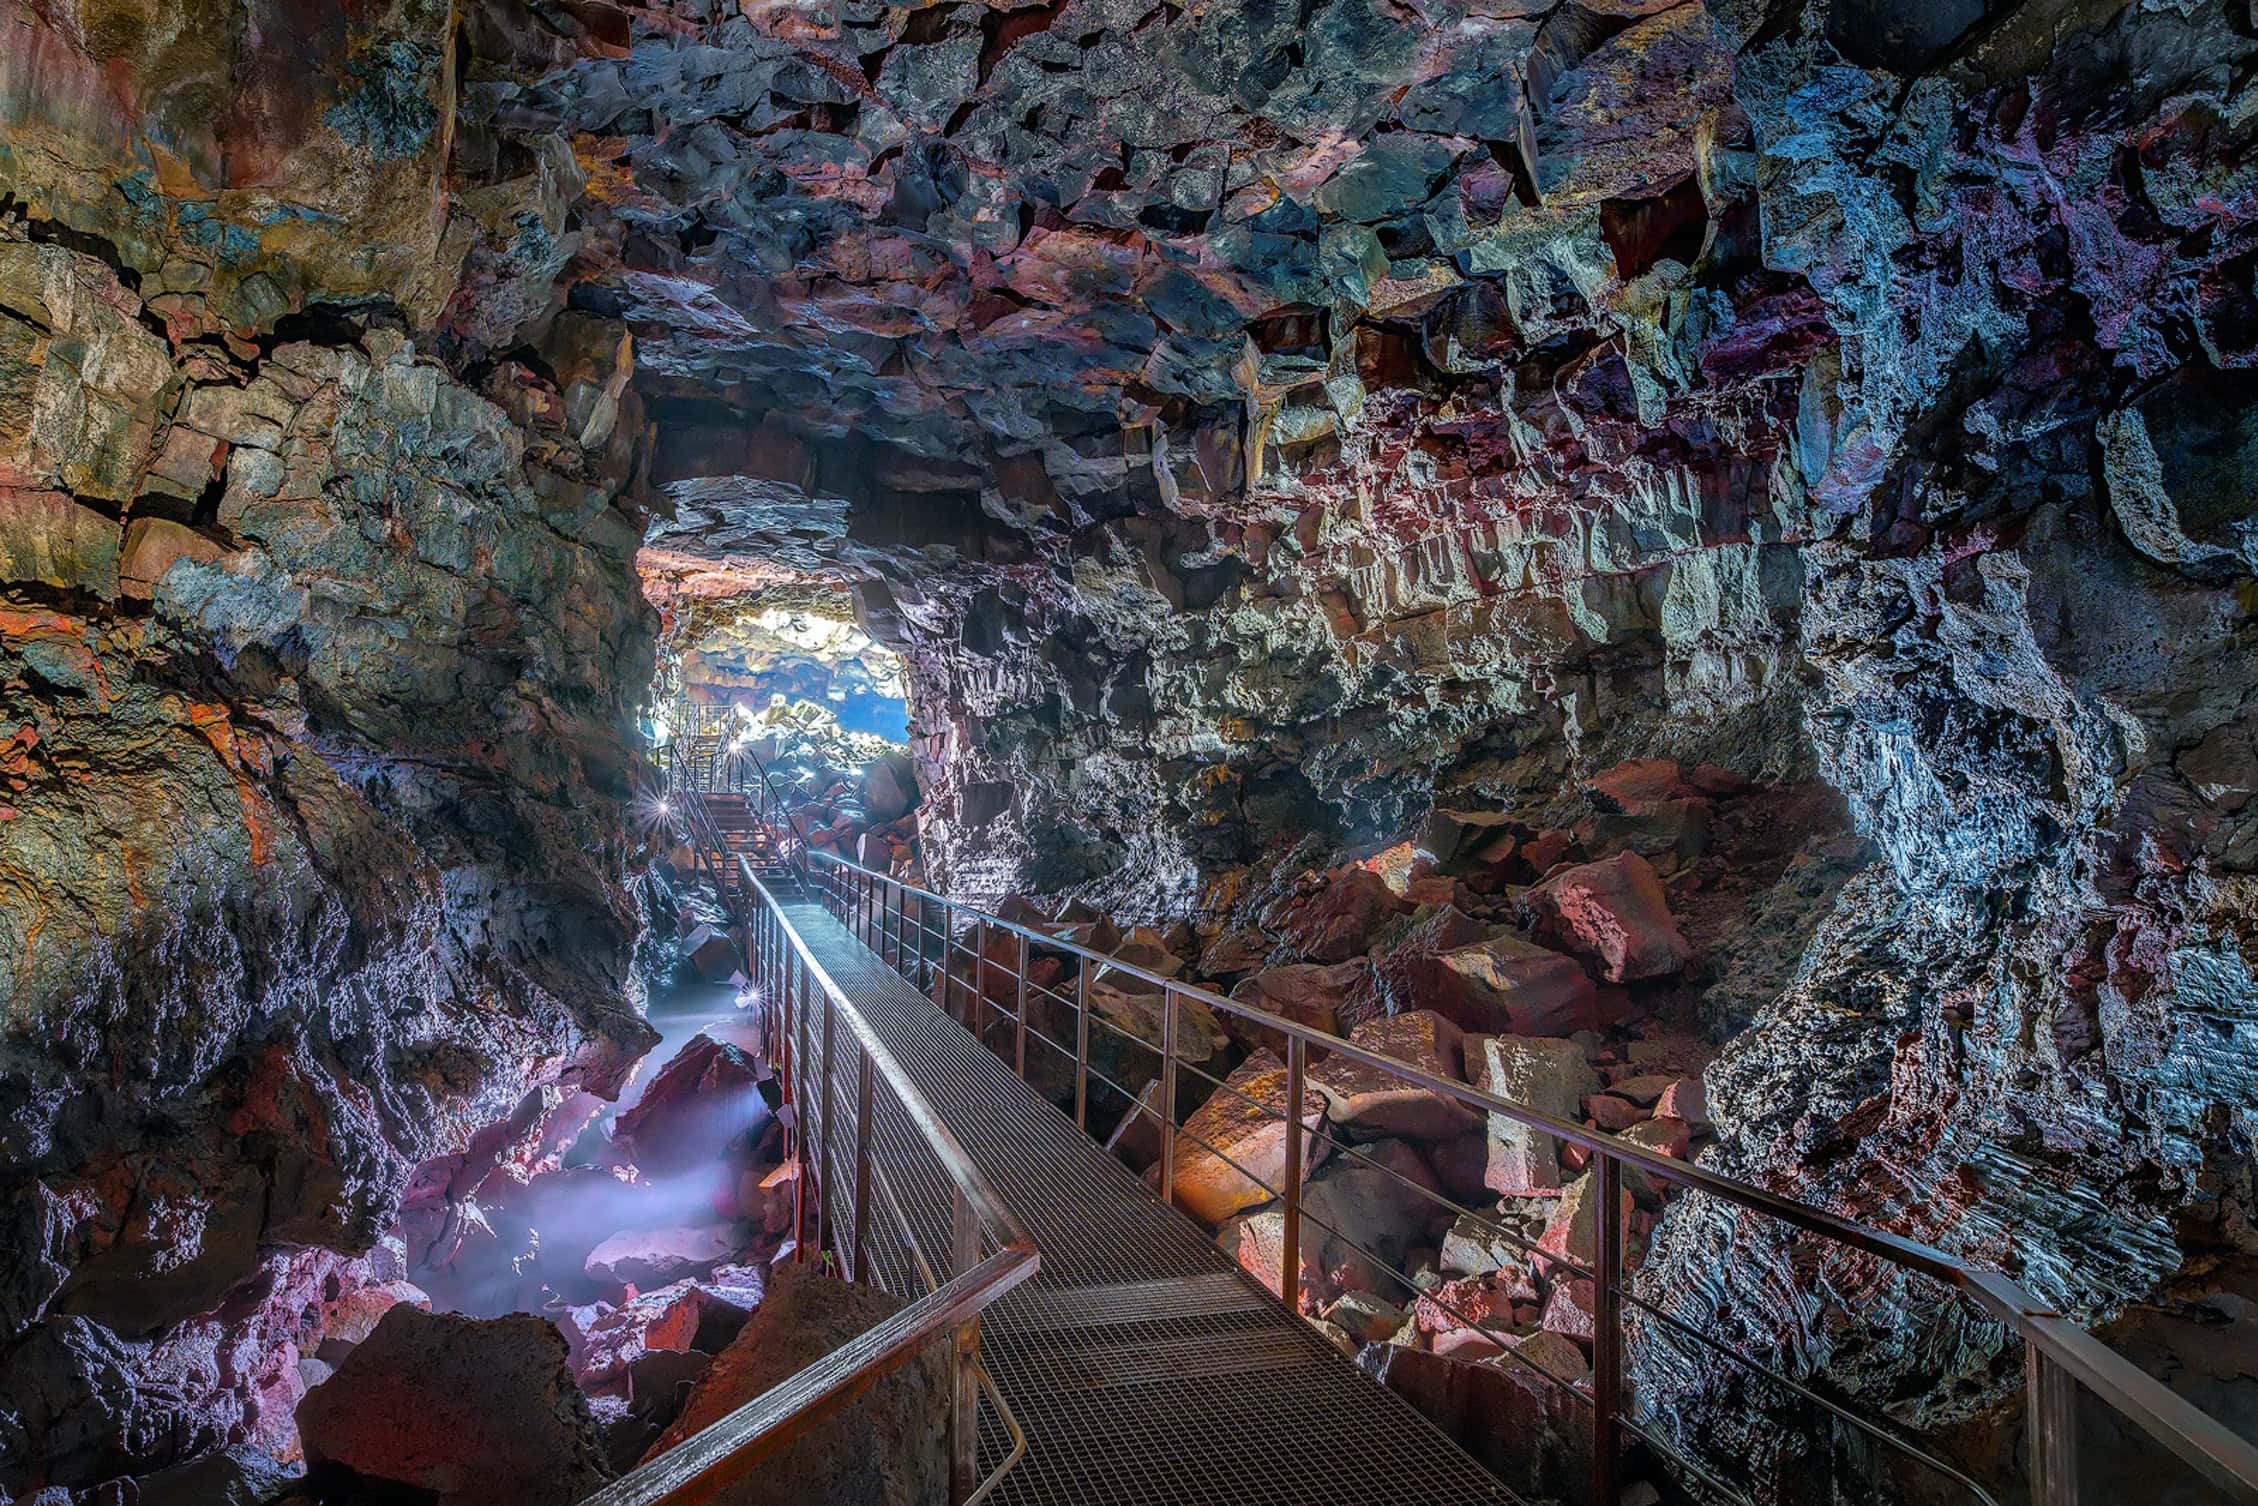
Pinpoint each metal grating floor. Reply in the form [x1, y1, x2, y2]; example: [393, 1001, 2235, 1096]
[781, 898, 1527, 1506]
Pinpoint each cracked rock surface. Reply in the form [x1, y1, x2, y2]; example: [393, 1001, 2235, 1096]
[3, 0, 2258, 1498]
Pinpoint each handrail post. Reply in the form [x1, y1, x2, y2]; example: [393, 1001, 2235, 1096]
[1281, 1034, 1305, 1311]
[852, 1049, 875, 1284]
[1013, 931, 1029, 1078]
[2029, 1344, 2078, 1506]
[949, 1189, 982, 1506]
[1159, 987, 1179, 1207]
[1073, 957, 1091, 1132]
[803, 952, 821, 1264]
[819, 989, 837, 1266]
[972, 919, 990, 1048]
[1592, 1149, 1623, 1506]
[889, 879, 903, 971]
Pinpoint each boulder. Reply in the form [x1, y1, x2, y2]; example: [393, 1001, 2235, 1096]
[1654, 1076, 1709, 1127]
[1537, 1170, 1635, 1268]
[1421, 807, 1519, 867]
[643, 1264, 946, 1506]
[1170, 1049, 1332, 1223]
[1585, 1093, 1645, 1132]
[1430, 933, 1601, 1036]
[1525, 852, 1694, 983]
[585, 1224, 739, 1289]
[1467, 1035, 1597, 1195]
[615, 1032, 768, 1176]
[130, 1447, 300, 1506]
[1227, 959, 1373, 1053]
[1370, 905, 1495, 1018]
[683, 924, 742, 984]
[1309, 1011, 1479, 1141]
[1271, 867, 1412, 963]
[298, 1307, 611, 1506]
[1357, 1335, 1585, 1502]
[861, 752, 918, 822]
[1219, 1139, 1443, 1306]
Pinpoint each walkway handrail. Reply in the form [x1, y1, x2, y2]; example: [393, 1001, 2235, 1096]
[803, 847, 2258, 1506]
[583, 861, 1038, 1506]
[664, 734, 814, 884]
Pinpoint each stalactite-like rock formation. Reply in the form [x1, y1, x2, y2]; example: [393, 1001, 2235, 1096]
[1, 0, 2255, 1495]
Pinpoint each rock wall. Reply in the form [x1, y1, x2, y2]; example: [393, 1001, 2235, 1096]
[468, 0, 2258, 1484]
[2, 0, 2256, 1494]
[0, 5, 657, 1489]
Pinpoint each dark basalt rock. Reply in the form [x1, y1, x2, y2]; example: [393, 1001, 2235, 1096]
[4, 0, 2258, 1493]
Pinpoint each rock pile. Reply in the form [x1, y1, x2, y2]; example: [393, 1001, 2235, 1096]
[949, 757, 1747, 1496]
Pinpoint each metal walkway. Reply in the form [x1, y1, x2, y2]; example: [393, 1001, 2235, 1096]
[779, 895, 1526, 1506]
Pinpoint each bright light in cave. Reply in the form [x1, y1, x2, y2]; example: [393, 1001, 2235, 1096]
[677, 591, 910, 746]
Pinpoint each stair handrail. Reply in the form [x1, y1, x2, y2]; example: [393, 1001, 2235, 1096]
[582, 861, 1038, 1506]
[802, 846, 2258, 1506]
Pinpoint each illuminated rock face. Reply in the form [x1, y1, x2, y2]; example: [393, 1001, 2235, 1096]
[2, 0, 2257, 1495]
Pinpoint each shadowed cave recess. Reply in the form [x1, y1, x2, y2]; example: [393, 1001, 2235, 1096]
[1, 0, 2257, 1501]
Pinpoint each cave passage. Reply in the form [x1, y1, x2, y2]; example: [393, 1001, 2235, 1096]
[2, 0, 2257, 1504]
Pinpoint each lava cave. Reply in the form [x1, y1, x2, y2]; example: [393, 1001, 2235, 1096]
[2, 0, 2257, 1503]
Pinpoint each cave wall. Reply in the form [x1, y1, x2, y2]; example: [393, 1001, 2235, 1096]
[1, 0, 2255, 1490]
[0, 4, 658, 1487]
[478, 0, 2258, 1456]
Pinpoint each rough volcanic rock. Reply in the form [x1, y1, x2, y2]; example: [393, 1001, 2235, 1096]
[644, 1264, 946, 1506]
[1170, 1049, 1332, 1225]
[1309, 1011, 1480, 1141]
[1525, 852, 1695, 984]
[297, 1306, 611, 1506]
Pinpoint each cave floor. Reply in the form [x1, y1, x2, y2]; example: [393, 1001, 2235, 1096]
[782, 897, 1525, 1506]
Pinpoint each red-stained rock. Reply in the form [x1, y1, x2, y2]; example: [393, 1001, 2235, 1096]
[1413, 1272, 1532, 1337]
[1421, 808, 1520, 867]
[1537, 1171, 1635, 1268]
[1432, 1327, 1506, 1360]
[1197, 926, 1270, 978]
[644, 1264, 945, 1504]
[1654, 1076, 1709, 1127]
[1428, 932, 1600, 1036]
[1218, 1139, 1443, 1307]
[563, 1266, 767, 1390]
[1227, 958, 1373, 1053]
[1539, 1279, 1596, 1344]
[1622, 1115, 1693, 1160]
[1268, 867, 1413, 963]
[1309, 1010, 1479, 1141]
[1584, 1093, 1645, 1132]
[298, 1307, 611, 1506]
[614, 1033, 768, 1177]
[1525, 852, 1695, 984]
[1170, 1049, 1332, 1224]
[1517, 831, 1578, 877]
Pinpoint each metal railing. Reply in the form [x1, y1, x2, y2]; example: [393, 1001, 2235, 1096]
[662, 735, 813, 888]
[583, 854, 1038, 1506]
[803, 847, 2258, 1506]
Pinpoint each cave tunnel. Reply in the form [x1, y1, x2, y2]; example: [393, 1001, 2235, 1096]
[3, 1, 2258, 1505]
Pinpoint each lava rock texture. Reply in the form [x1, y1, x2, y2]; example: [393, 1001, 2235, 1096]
[3, 0, 2258, 1497]
[0, 5, 658, 1490]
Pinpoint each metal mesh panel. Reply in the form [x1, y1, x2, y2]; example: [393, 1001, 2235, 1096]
[780, 895, 1523, 1506]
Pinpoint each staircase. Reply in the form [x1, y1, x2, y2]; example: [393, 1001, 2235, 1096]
[698, 791, 791, 879]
